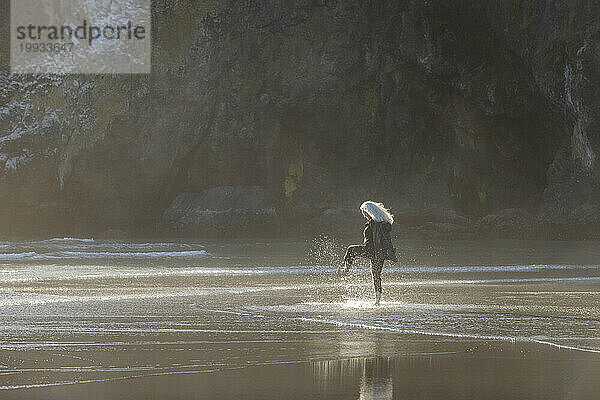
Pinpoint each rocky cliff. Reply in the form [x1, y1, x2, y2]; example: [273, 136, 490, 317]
[1, 0, 599, 238]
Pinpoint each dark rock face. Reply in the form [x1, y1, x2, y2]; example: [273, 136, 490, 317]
[408, 222, 472, 240]
[540, 148, 600, 237]
[1, 1, 600, 238]
[162, 186, 278, 236]
[477, 208, 536, 239]
[313, 208, 366, 236]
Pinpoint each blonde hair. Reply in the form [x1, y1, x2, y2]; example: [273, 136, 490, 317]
[360, 201, 394, 224]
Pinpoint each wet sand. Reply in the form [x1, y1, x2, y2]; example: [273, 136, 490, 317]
[4, 342, 600, 399]
[1, 238, 600, 398]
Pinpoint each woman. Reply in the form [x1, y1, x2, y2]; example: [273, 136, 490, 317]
[337, 201, 397, 305]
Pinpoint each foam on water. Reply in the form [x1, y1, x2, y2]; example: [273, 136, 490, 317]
[0, 250, 208, 260]
[389, 264, 600, 273]
[0, 266, 276, 284]
[0, 286, 286, 307]
[43, 238, 95, 243]
[295, 316, 600, 354]
[243, 291, 600, 356]
[52, 250, 208, 259]
[0, 239, 208, 261]
[0, 252, 38, 260]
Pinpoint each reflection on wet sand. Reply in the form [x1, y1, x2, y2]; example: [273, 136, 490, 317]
[358, 358, 393, 400]
[312, 358, 386, 398]
[312, 342, 600, 399]
[313, 357, 393, 400]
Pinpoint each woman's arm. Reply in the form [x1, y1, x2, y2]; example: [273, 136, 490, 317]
[363, 222, 374, 255]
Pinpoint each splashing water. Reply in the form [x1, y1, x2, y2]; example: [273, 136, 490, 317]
[305, 234, 343, 266]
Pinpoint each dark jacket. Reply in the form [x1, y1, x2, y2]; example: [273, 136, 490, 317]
[370, 220, 397, 262]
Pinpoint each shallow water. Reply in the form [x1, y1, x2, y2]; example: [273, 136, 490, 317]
[1, 238, 600, 398]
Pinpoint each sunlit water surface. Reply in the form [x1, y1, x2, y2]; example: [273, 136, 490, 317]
[1, 238, 600, 398]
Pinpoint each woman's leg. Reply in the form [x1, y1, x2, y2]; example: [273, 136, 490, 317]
[339, 245, 368, 273]
[370, 259, 384, 301]
[343, 245, 367, 265]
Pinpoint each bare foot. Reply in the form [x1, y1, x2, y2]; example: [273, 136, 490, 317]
[337, 261, 350, 274]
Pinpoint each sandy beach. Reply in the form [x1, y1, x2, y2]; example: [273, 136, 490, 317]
[1, 238, 600, 399]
